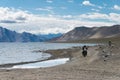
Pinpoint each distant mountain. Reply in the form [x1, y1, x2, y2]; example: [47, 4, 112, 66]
[38, 33, 62, 41]
[0, 27, 18, 42]
[18, 32, 44, 42]
[0, 27, 62, 42]
[55, 25, 120, 42]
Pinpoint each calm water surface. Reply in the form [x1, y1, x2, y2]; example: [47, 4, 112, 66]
[0, 42, 95, 65]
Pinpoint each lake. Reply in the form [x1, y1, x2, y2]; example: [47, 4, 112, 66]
[0, 42, 95, 68]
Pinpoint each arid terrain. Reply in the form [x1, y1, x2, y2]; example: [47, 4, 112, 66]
[0, 40, 120, 80]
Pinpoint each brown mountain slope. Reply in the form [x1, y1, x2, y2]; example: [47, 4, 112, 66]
[55, 25, 120, 42]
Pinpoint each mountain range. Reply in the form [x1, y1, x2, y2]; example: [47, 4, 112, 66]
[55, 25, 120, 42]
[0, 27, 62, 42]
[1, 25, 120, 42]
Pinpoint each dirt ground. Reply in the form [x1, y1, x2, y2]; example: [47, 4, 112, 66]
[0, 43, 120, 80]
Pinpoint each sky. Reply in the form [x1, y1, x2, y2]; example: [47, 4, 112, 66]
[0, 0, 120, 34]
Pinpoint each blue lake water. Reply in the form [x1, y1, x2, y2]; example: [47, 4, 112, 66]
[0, 42, 96, 68]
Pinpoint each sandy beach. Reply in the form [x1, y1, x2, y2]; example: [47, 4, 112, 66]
[0, 42, 120, 80]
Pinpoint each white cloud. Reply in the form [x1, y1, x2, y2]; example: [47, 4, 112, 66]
[78, 12, 120, 23]
[79, 13, 108, 20]
[98, 6, 103, 9]
[82, 0, 103, 10]
[113, 5, 120, 10]
[0, 7, 29, 23]
[36, 6, 53, 11]
[35, 6, 54, 14]
[0, 7, 119, 34]
[109, 13, 120, 22]
[91, 8, 100, 12]
[62, 15, 73, 19]
[46, 0, 53, 3]
[82, 0, 95, 6]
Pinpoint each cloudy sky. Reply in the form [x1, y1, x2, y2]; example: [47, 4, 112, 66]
[0, 0, 120, 34]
